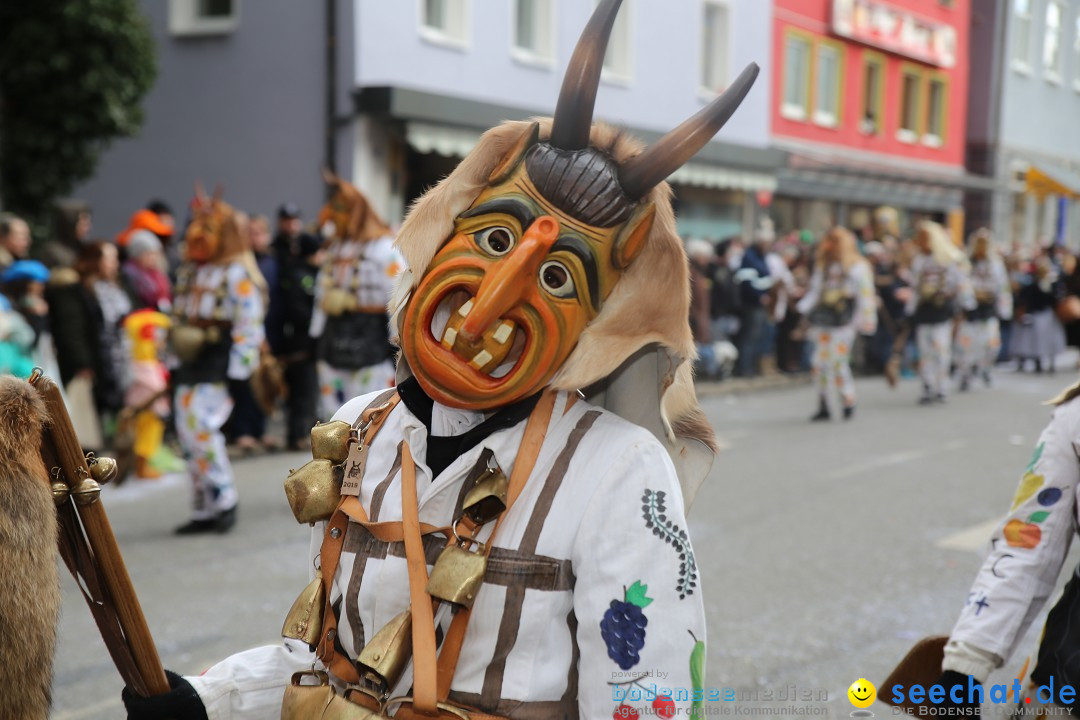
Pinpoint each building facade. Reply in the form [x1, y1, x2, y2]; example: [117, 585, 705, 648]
[351, 0, 782, 240]
[967, 0, 1080, 248]
[770, 0, 976, 238]
[74, 0, 350, 236]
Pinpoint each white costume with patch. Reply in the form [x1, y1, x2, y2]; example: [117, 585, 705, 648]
[187, 389, 706, 719]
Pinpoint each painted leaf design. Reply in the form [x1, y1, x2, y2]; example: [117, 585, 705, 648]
[625, 581, 653, 608]
[1028, 511, 1050, 523]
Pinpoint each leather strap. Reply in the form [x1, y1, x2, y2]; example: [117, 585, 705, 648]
[340, 496, 449, 542]
[400, 442, 439, 714]
[434, 390, 558, 702]
[316, 390, 402, 685]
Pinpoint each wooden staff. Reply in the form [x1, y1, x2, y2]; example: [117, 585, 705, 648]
[30, 370, 170, 697]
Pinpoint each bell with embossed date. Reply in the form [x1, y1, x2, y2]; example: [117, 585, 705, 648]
[281, 571, 325, 646]
[310, 420, 353, 465]
[284, 459, 342, 524]
[426, 544, 487, 609]
[357, 608, 413, 694]
[461, 466, 508, 524]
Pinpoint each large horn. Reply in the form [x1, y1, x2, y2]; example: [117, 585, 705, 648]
[549, 0, 623, 150]
[618, 63, 760, 199]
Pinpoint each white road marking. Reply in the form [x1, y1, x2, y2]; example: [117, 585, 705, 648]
[935, 518, 1001, 552]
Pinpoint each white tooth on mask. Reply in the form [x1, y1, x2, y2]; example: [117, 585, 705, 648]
[441, 326, 458, 346]
[471, 350, 493, 368]
[458, 299, 473, 318]
[492, 321, 513, 344]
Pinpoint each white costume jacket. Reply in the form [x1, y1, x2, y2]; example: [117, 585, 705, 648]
[944, 396, 1080, 681]
[188, 389, 707, 719]
[796, 261, 877, 334]
[309, 235, 400, 340]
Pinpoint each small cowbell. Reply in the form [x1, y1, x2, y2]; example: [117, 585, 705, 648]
[281, 571, 325, 646]
[356, 608, 413, 694]
[284, 459, 342, 524]
[425, 544, 487, 609]
[310, 420, 353, 465]
[461, 466, 508, 525]
[88, 456, 118, 485]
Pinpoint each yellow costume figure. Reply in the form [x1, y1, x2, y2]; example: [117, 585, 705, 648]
[123, 310, 171, 479]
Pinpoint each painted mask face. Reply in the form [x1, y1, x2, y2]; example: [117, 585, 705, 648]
[318, 184, 369, 242]
[400, 160, 652, 410]
[185, 200, 230, 262]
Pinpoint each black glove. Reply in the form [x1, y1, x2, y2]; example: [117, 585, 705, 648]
[934, 670, 981, 716]
[122, 670, 209, 720]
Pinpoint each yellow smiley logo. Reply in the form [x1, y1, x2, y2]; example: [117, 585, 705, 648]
[847, 678, 876, 708]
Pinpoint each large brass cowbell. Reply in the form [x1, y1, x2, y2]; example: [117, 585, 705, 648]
[281, 571, 325, 646]
[356, 608, 413, 696]
[426, 543, 487, 609]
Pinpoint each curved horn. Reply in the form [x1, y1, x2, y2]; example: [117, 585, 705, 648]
[618, 62, 759, 199]
[550, 0, 623, 150]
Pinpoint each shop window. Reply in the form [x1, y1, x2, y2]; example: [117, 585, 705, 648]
[169, 0, 239, 35]
[860, 53, 884, 135]
[813, 42, 843, 128]
[781, 31, 812, 121]
[512, 0, 555, 66]
[1013, 0, 1033, 71]
[700, 0, 730, 94]
[1045, 1, 1064, 81]
[420, 0, 470, 49]
[898, 68, 922, 142]
[924, 76, 947, 146]
[600, 0, 632, 82]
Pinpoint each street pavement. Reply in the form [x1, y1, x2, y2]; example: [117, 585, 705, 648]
[49, 365, 1080, 719]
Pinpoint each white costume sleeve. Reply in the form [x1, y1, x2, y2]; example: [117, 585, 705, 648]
[226, 263, 265, 381]
[853, 262, 878, 335]
[572, 436, 707, 717]
[187, 640, 317, 720]
[795, 268, 822, 316]
[943, 399, 1080, 682]
[905, 256, 923, 317]
[309, 261, 328, 340]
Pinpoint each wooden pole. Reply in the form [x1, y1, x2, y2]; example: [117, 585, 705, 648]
[32, 373, 170, 696]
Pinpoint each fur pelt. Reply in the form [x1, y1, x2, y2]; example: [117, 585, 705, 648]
[0, 376, 59, 720]
[390, 118, 716, 451]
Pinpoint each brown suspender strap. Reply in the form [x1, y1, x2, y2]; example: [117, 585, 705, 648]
[433, 389, 559, 702]
[315, 391, 402, 685]
[400, 441, 440, 714]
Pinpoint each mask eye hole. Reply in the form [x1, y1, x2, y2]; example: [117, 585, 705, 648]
[539, 260, 575, 298]
[476, 226, 515, 256]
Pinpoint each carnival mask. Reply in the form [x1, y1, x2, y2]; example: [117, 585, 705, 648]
[318, 170, 390, 243]
[399, 0, 758, 411]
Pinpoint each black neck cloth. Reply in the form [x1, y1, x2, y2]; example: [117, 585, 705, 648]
[396, 377, 543, 478]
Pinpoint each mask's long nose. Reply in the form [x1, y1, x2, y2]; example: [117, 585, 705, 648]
[460, 216, 560, 342]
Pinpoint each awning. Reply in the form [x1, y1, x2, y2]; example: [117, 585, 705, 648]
[404, 121, 777, 192]
[1026, 165, 1080, 199]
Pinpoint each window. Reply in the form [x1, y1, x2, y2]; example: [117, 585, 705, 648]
[925, 76, 947, 145]
[700, 0, 730, 93]
[813, 42, 843, 127]
[860, 54, 884, 134]
[781, 32, 812, 120]
[601, 0, 632, 81]
[898, 68, 922, 141]
[420, 0, 469, 49]
[169, 0, 240, 36]
[1045, 1, 1064, 81]
[1074, 16, 1080, 90]
[1013, 0, 1033, 70]
[512, 0, 555, 66]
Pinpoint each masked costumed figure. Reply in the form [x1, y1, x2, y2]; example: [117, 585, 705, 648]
[122, 309, 172, 479]
[796, 227, 877, 421]
[121, 2, 757, 717]
[170, 192, 265, 534]
[956, 229, 1012, 392]
[928, 379, 1080, 716]
[310, 173, 401, 421]
[906, 222, 972, 405]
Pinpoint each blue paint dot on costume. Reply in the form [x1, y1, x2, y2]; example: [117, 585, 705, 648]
[1037, 488, 1063, 507]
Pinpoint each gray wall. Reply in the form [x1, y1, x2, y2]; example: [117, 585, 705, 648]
[354, 0, 772, 148]
[76, 0, 330, 237]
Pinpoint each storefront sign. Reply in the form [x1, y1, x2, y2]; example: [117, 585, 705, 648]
[832, 0, 957, 68]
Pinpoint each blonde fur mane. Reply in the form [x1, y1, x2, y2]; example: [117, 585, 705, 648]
[391, 119, 714, 451]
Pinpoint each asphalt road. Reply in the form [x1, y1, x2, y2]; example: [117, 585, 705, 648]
[48, 366, 1080, 719]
